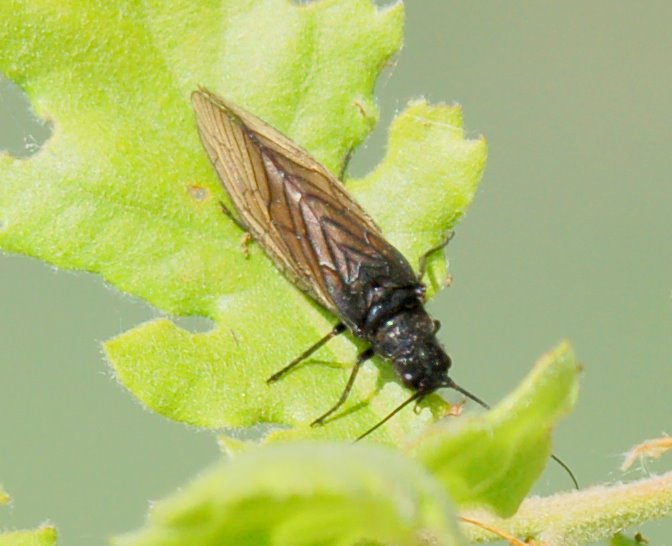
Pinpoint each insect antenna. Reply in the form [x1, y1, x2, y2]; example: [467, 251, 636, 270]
[354, 392, 424, 443]
[550, 454, 579, 490]
[356, 378, 579, 490]
[445, 378, 580, 490]
[444, 378, 491, 410]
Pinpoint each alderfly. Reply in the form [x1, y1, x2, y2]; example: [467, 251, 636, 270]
[191, 88, 578, 486]
[190, 87, 486, 436]
[190, 87, 578, 489]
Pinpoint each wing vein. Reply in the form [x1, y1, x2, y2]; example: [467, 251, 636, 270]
[192, 89, 419, 320]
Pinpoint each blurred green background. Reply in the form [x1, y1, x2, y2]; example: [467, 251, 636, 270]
[1, 2, 670, 544]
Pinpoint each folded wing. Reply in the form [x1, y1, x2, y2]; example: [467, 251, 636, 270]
[191, 89, 417, 328]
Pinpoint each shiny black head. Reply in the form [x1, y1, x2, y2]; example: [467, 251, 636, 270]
[395, 337, 452, 393]
[371, 307, 452, 395]
[355, 305, 490, 442]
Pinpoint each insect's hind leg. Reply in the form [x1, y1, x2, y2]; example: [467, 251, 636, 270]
[338, 146, 354, 180]
[219, 201, 254, 256]
[267, 323, 347, 384]
[219, 200, 247, 231]
[417, 231, 455, 281]
[310, 347, 374, 427]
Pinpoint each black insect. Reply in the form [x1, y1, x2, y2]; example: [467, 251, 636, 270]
[190, 87, 486, 440]
[190, 88, 579, 486]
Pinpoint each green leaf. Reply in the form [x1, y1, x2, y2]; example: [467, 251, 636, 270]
[350, 100, 486, 296]
[412, 341, 579, 516]
[0, 526, 57, 546]
[113, 442, 465, 546]
[0, 0, 486, 441]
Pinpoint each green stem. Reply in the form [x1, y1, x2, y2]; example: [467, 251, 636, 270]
[461, 471, 672, 546]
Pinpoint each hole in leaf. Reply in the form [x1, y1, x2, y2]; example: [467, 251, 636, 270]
[224, 422, 290, 442]
[172, 315, 216, 333]
[0, 75, 52, 158]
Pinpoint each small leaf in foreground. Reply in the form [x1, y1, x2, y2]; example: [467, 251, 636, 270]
[412, 341, 580, 517]
[114, 443, 465, 546]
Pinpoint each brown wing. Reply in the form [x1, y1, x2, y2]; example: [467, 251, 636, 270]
[191, 88, 418, 326]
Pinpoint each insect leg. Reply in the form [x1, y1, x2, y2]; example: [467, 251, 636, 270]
[338, 146, 354, 180]
[219, 200, 247, 232]
[219, 201, 253, 256]
[267, 323, 347, 384]
[417, 231, 455, 281]
[310, 347, 375, 427]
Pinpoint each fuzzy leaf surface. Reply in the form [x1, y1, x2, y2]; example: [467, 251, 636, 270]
[114, 443, 465, 546]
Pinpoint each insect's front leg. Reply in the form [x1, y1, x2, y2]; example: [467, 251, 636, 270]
[310, 347, 375, 427]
